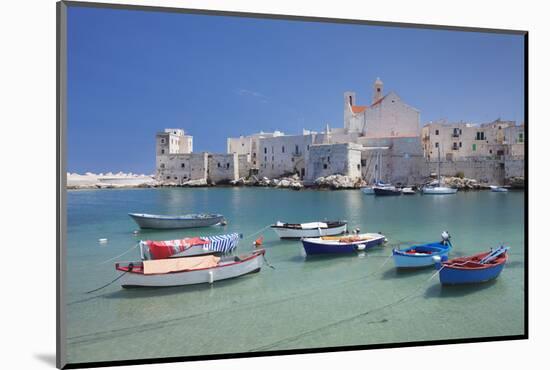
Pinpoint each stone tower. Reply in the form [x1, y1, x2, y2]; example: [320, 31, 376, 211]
[343, 91, 356, 131]
[373, 77, 383, 103]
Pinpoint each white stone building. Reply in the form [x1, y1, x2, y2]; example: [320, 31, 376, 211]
[156, 129, 244, 184]
[227, 131, 284, 170]
[421, 119, 524, 161]
[304, 143, 363, 183]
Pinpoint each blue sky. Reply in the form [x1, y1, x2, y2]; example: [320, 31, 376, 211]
[67, 6, 524, 173]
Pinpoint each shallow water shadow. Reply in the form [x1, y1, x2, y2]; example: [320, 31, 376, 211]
[380, 266, 432, 280]
[34, 353, 56, 367]
[505, 261, 524, 269]
[102, 273, 259, 300]
[424, 279, 499, 299]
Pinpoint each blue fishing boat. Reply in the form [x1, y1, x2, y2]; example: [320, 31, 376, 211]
[434, 246, 509, 285]
[392, 231, 452, 268]
[301, 233, 386, 255]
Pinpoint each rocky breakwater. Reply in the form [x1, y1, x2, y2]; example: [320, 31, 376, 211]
[439, 176, 491, 190]
[506, 176, 524, 189]
[314, 175, 365, 190]
[231, 174, 304, 190]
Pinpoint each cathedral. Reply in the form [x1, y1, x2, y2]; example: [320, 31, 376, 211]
[343, 78, 421, 138]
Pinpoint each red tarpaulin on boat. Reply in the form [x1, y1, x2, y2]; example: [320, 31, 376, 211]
[145, 237, 210, 259]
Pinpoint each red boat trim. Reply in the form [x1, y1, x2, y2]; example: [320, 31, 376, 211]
[115, 249, 265, 275]
[443, 251, 508, 270]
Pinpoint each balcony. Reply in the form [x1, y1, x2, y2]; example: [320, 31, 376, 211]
[451, 132, 460, 138]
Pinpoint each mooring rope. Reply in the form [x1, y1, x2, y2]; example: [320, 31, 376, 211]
[85, 271, 128, 294]
[262, 253, 276, 269]
[98, 243, 140, 265]
[241, 224, 272, 242]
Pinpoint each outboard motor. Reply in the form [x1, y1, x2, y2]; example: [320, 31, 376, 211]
[441, 231, 451, 245]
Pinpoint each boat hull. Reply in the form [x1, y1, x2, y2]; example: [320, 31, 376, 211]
[118, 252, 264, 287]
[129, 213, 224, 229]
[361, 187, 375, 195]
[392, 242, 451, 268]
[439, 263, 505, 285]
[373, 187, 401, 196]
[302, 233, 385, 255]
[271, 223, 347, 239]
[422, 187, 458, 195]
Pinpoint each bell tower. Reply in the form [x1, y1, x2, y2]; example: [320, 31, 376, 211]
[373, 77, 383, 103]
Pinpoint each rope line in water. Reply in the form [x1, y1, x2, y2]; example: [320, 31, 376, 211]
[241, 224, 271, 242]
[98, 243, 139, 265]
[85, 271, 128, 294]
[251, 265, 445, 352]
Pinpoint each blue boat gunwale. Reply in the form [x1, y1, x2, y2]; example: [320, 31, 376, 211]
[441, 249, 508, 271]
[392, 241, 451, 258]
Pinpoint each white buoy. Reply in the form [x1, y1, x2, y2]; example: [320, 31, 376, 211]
[357, 244, 366, 251]
[99, 238, 108, 244]
[133, 230, 139, 235]
[208, 271, 214, 284]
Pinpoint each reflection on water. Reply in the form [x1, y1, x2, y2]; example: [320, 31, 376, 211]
[66, 188, 525, 363]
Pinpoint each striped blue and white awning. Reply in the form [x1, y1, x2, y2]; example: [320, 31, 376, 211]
[201, 233, 240, 254]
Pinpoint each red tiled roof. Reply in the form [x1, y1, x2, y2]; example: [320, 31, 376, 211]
[351, 105, 367, 113]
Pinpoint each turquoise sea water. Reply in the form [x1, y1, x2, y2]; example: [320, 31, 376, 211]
[65, 188, 525, 364]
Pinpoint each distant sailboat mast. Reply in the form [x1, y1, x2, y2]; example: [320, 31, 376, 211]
[437, 145, 441, 187]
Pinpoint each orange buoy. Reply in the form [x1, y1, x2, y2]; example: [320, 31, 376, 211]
[254, 236, 264, 248]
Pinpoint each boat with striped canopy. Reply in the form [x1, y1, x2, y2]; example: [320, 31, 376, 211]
[116, 249, 265, 288]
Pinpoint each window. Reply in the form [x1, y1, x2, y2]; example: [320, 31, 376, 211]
[323, 164, 328, 169]
[435, 130, 439, 135]
[226, 163, 230, 169]
[435, 142, 439, 148]
[161, 149, 165, 154]
[264, 148, 267, 154]
[327, 156, 330, 163]
[357, 164, 361, 170]
[160, 164, 165, 168]
[161, 138, 165, 144]
[476, 132, 485, 140]
[361, 159, 367, 166]
[217, 162, 221, 168]
[349, 96, 352, 104]
[166, 176, 170, 179]
[181, 163, 185, 168]
[519, 133, 524, 143]
[282, 146, 285, 153]
[459, 142, 462, 148]
[307, 145, 310, 151]
[295, 145, 299, 154]
[174, 176, 177, 180]
[489, 149, 493, 154]
[472, 144, 477, 151]
[291, 158, 294, 162]
[264, 156, 267, 162]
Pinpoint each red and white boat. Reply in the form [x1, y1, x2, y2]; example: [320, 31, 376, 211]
[115, 249, 265, 288]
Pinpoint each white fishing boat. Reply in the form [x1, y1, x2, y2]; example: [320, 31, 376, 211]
[422, 186, 458, 195]
[271, 221, 347, 239]
[401, 187, 416, 195]
[490, 185, 509, 192]
[422, 146, 457, 195]
[128, 213, 225, 229]
[115, 249, 265, 288]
